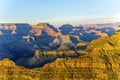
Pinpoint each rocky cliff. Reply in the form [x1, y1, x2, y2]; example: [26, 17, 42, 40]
[0, 30, 120, 79]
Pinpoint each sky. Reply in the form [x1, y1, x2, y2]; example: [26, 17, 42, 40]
[0, 0, 120, 26]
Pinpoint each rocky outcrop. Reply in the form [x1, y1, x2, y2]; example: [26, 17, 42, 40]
[31, 23, 57, 36]
[0, 30, 120, 80]
[59, 24, 73, 35]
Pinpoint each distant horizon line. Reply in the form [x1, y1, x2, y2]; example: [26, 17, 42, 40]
[1, 16, 120, 27]
[0, 21, 120, 25]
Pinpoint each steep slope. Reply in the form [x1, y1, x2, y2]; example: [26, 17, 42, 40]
[15, 49, 79, 68]
[31, 23, 57, 36]
[40, 30, 120, 79]
[0, 30, 120, 80]
[87, 30, 120, 51]
[0, 23, 120, 69]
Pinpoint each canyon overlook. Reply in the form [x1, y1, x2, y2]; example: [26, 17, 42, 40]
[0, 23, 120, 79]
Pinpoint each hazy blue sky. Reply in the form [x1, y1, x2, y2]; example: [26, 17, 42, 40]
[0, 0, 120, 26]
